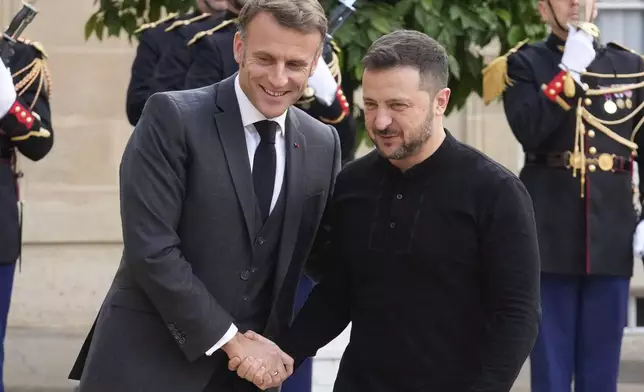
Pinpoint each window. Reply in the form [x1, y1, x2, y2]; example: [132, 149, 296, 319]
[596, 1, 644, 52]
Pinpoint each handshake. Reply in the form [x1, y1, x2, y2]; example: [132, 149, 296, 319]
[222, 330, 294, 390]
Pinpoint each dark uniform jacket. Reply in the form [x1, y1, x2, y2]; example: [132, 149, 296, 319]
[498, 33, 644, 277]
[151, 11, 229, 94]
[183, 27, 357, 163]
[126, 12, 186, 126]
[125, 11, 216, 126]
[0, 39, 53, 264]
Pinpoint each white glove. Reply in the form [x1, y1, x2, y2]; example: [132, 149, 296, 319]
[307, 56, 338, 106]
[633, 220, 644, 259]
[0, 65, 16, 118]
[560, 24, 596, 85]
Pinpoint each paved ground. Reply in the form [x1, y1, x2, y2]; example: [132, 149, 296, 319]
[4, 327, 644, 392]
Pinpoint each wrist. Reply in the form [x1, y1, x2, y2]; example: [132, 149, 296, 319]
[221, 332, 243, 357]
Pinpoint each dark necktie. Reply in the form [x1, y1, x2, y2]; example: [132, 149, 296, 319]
[253, 120, 277, 223]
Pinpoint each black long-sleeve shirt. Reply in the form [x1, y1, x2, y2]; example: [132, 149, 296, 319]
[283, 131, 541, 392]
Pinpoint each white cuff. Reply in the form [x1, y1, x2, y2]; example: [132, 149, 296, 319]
[205, 323, 238, 356]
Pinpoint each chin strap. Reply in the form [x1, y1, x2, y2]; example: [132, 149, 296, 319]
[547, 0, 569, 33]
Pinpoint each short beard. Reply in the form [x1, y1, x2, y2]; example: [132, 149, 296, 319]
[372, 110, 433, 160]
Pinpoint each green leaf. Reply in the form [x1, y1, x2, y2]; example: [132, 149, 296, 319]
[393, 0, 415, 18]
[366, 28, 381, 44]
[507, 25, 523, 46]
[85, 13, 98, 40]
[122, 12, 138, 36]
[371, 15, 391, 35]
[95, 17, 105, 41]
[420, 0, 433, 12]
[448, 55, 460, 80]
[495, 9, 512, 27]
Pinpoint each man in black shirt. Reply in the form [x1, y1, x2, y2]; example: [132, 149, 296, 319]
[229, 30, 542, 392]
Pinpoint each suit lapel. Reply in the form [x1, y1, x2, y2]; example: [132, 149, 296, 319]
[273, 110, 306, 297]
[213, 76, 256, 244]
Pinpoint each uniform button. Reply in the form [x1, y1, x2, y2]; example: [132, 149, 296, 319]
[240, 270, 250, 280]
[389, 222, 396, 229]
[588, 130, 596, 138]
[396, 194, 403, 200]
[256, 237, 265, 245]
[243, 296, 248, 301]
[585, 98, 592, 106]
[588, 164, 597, 172]
[178, 337, 186, 344]
[589, 146, 597, 154]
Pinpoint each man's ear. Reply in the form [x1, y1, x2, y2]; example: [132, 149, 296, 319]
[434, 88, 451, 117]
[233, 31, 244, 65]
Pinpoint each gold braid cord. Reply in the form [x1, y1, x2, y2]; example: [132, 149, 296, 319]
[6, 40, 53, 142]
[134, 12, 179, 34]
[165, 13, 211, 32]
[187, 18, 238, 46]
[12, 55, 52, 109]
[565, 66, 644, 198]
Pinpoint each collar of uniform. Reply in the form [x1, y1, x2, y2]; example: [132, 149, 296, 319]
[546, 31, 601, 53]
[234, 74, 287, 136]
[546, 33, 566, 53]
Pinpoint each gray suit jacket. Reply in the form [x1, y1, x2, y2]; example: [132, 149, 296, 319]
[69, 74, 341, 391]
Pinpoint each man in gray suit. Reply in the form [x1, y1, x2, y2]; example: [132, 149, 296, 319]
[68, 0, 340, 390]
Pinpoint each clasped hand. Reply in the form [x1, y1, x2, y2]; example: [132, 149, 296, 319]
[223, 330, 293, 390]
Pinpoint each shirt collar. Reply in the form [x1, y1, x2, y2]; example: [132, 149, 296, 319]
[234, 74, 287, 136]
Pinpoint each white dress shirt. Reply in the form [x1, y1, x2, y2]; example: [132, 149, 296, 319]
[205, 75, 288, 356]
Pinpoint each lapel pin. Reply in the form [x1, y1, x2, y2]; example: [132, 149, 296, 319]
[293, 142, 300, 148]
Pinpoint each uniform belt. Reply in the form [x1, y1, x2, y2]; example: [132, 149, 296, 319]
[524, 151, 631, 173]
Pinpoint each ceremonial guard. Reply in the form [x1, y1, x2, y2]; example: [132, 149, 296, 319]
[183, 0, 243, 90]
[125, 0, 226, 126]
[483, 1, 644, 391]
[0, 38, 53, 391]
[150, 3, 229, 94]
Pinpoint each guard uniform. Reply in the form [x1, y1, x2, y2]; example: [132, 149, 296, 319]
[0, 39, 53, 390]
[184, 27, 357, 164]
[125, 10, 219, 126]
[151, 11, 231, 93]
[126, 11, 185, 126]
[183, 16, 239, 90]
[483, 32, 644, 392]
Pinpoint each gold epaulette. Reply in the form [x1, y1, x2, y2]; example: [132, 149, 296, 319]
[165, 13, 211, 32]
[482, 38, 529, 105]
[12, 39, 53, 108]
[134, 12, 179, 34]
[187, 18, 238, 46]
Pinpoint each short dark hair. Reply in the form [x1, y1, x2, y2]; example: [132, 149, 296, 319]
[363, 30, 449, 93]
[237, 0, 327, 43]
